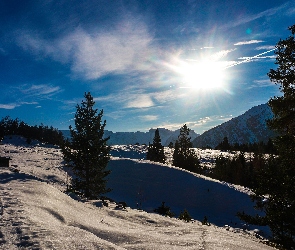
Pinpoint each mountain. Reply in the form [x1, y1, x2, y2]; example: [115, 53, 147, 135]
[192, 103, 276, 148]
[62, 128, 199, 146]
[61, 103, 274, 148]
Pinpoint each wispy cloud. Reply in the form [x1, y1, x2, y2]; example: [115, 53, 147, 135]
[125, 94, 154, 109]
[255, 45, 275, 50]
[248, 79, 273, 89]
[153, 89, 186, 104]
[92, 89, 157, 110]
[222, 2, 291, 29]
[0, 103, 18, 109]
[234, 40, 264, 46]
[18, 18, 155, 80]
[225, 48, 276, 69]
[0, 101, 38, 110]
[21, 84, 61, 96]
[0, 84, 61, 110]
[0, 48, 6, 55]
[139, 115, 158, 121]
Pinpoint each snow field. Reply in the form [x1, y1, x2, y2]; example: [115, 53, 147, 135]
[0, 136, 274, 249]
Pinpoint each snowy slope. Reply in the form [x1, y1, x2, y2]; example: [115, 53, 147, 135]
[0, 136, 274, 249]
[192, 103, 276, 148]
[0, 169, 273, 249]
[106, 158, 269, 233]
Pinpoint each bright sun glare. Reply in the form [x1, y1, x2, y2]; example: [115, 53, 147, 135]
[180, 60, 226, 90]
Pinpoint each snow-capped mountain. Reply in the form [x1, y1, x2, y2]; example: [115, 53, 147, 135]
[62, 128, 199, 146]
[192, 103, 276, 148]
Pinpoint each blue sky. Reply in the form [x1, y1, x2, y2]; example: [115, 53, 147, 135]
[0, 0, 294, 133]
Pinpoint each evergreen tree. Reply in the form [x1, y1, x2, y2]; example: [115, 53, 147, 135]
[173, 124, 200, 173]
[178, 209, 192, 222]
[0, 116, 63, 145]
[215, 137, 231, 151]
[62, 92, 111, 199]
[146, 128, 166, 163]
[238, 25, 295, 248]
[154, 202, 175, 217]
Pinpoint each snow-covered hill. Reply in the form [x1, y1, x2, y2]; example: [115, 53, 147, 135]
[192, 104, 276, 148]
[62, 128, 199, 146]
[0, 136, 274, 249]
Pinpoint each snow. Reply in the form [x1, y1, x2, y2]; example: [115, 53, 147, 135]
[0, 136, 274, 249]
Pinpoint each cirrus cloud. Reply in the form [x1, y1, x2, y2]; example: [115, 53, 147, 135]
[18, 18, 155, 80]
[234, 40, 264, 46]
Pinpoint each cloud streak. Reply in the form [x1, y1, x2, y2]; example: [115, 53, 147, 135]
[234, 40, 264, 46]
[0, 101, 38, 110]
[0, 83, 60, 110]
[139, 115, 158, 121]
[221, 2, 291, 29]
[225, 48, 276, 69]
[18, 18, 155, 80]
[21, 84, 61, 96]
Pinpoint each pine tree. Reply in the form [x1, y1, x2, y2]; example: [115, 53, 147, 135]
[173, 124, 200, 173]
[215, 137, 231, 151]
[238, 25, 295, 248]
[154, 202, 175, 217]
[62, 92, 111, 199]
[146, 128, 166, 163]
[178, 209, 192, 222]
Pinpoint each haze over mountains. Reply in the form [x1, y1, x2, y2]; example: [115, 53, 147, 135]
[62, 103, 274, 147]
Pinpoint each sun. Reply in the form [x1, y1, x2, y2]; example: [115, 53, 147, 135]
[179, 60, 226, 90]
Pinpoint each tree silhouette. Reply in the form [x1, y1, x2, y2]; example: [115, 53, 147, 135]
[62, 92, 111, 199]
[238, 25, 295, 249]
[178, 209, 192, 222]
[146, 128, 166, 163]
[215, 137, 231, 151]
[173, 124, 200, 173]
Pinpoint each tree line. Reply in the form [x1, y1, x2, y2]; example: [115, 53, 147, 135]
[0, 116, 64, 145]
[146, 124, 201, 174]
[215, 136, 277, 154]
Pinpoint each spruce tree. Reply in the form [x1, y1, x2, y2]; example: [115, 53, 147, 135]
[173, 124, 200, 173]
[215, 137, 231, 151]
[238, 25, 295, 248]
[62, 92, 111, 199]
[179, 209, 192, 222]
[146, 128, 166, 163]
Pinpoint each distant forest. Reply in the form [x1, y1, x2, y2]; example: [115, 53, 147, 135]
[0, 116, 64, 145]
[214, 136, 277, 154]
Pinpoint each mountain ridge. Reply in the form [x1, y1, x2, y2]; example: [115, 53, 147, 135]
[62, 128, 199, 146]
[61, 103, 275, 147]
[192, 103, 275, 148]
